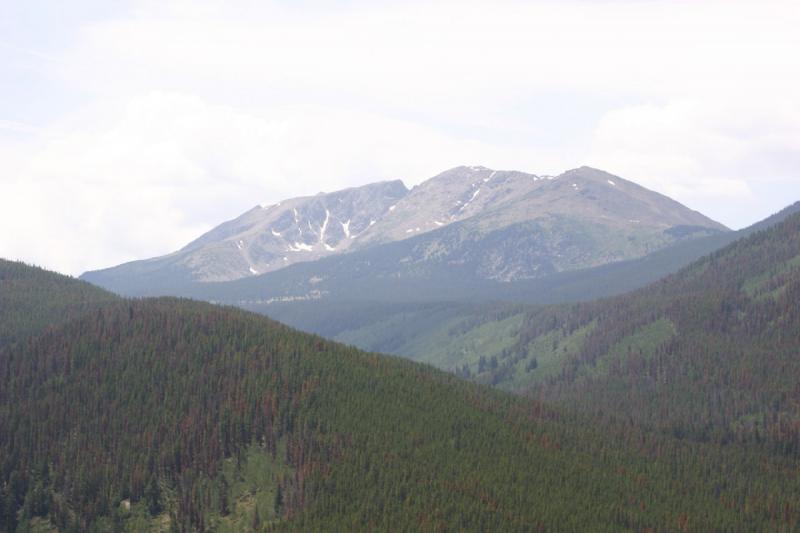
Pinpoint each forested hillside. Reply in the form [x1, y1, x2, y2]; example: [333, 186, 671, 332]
[249, 202, 800, 375]
[474, 210, 800, 453]
[4, 262, 800, 531]
[0, 259, 118, 349]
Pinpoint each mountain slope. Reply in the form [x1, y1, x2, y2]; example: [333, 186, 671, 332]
[4, 262, 800, 531]
[82, 165, 727, 295]
[82, 180, 408, 286]
[351, 166, 557, 246]
[469, 208, 800, 451]
[354, 165, 724, 250]
[246, 201, 800, 373]
[96, 199, 731, 306]
[0, 259, 118, 349]
[207, 200, 794, 309]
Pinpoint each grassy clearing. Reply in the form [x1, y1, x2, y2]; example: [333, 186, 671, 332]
[503, 321, 596, 392]
[587, 318, 676, 378]
[742, 253, 800, 298]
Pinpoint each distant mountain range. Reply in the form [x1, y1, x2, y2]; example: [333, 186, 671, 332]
[239, 201, 800, 373]
[82, 165, 727, 295]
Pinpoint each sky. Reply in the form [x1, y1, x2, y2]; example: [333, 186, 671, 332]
[1, 0, 799, 276]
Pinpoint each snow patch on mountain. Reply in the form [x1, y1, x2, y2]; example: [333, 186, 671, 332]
[460, 188, 481, 212]
[80, 166, 727, 287]
[289, 242, 314, 252]
[319, 209, 330, 244]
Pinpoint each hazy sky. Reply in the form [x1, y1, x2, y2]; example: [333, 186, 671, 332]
[2, 0, 799, 275]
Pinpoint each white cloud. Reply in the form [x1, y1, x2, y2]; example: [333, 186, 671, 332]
[587, 98, 800, 227]
[56, 1, 800, 104]
[0, 91, 563, 275]
[0, 0, 799, 274]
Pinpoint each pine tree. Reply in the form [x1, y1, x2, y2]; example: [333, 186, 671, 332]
[274, 484, 283, 516]
[251, 506, 262, 531]
[145, 476, 162, 516]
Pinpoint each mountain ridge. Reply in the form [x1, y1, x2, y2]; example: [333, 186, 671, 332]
[464, 206, 800, 452]
[245, 200, 800, 374]
[82, 165, 727, 294]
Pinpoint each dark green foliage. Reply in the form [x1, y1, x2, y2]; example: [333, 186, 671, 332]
[0, 259, 118, 348]
[273, 483, 283, 516]
[227, 203, 800, 368]
[4, 255, 800, 530]
[486, 211, 800, 455]
[145, 476, 162, 516]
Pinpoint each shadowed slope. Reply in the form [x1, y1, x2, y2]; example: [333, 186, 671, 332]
[3, 262, 800, 530]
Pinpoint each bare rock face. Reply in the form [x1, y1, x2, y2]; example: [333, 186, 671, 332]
[175, 180, 409, 281]
[345, 165, 725, 282]
[82, 180, 407, 286]
[352, 166, 556, 247]
[82, 165, 727, 293]
[354, 165, 723, 248]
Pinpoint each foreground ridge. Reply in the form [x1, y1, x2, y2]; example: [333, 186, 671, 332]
[3, 259, 800, 530]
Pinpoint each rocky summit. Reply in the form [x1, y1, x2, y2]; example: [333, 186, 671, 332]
[82, 165, 727, 293]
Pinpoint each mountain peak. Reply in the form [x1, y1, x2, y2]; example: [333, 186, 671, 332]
[427, 165, 494, 183]
[561, 166, 622, 180]
[82, 165, 728, 291]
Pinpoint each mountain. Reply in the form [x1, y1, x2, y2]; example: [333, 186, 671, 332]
[82, 165, 727, 295]
[4, 261, 800, 531]
[84, 180, 409, 286]
[462, 207, 800, 452]
[80, 194, 742, 312]
[352, 165, 557, 247]
[359, 165, 725, 255]
[255, 202, 800, 371]
[343, 165, 726, 285]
